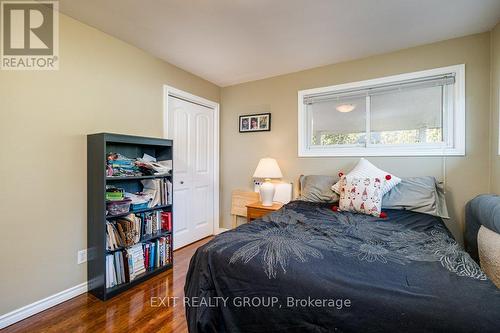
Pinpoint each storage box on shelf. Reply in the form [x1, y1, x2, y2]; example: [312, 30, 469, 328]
[87, 133, 174, 301]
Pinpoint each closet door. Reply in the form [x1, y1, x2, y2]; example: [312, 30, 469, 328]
[168, 96, 214, 249]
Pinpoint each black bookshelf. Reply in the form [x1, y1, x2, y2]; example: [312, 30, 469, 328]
[87, 133, 174, 301]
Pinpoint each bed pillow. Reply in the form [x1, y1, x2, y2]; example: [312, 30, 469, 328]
[382, 176, 449, 218]
[332, 158, 401, 196]
[337, 175, 386, 217]
[299, 175, 339, 203]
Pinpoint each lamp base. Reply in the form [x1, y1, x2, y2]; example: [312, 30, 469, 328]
[259, 180, 275, 206]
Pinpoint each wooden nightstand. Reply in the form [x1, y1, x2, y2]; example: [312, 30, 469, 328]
[246, 201, 283, 222]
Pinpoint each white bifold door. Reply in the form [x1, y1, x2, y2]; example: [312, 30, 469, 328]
[167, 95, 215, 249]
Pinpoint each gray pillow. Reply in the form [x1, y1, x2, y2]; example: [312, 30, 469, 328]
[382, 176, 449, 218]
[299, 175, 339, 203]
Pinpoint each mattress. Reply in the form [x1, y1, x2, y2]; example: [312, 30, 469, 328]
[185, 201, 500, 332]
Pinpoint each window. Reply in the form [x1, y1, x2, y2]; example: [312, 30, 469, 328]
[298, 65, 465, 156]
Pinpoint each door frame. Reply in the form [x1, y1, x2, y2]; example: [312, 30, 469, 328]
[163, 85, 222, 238]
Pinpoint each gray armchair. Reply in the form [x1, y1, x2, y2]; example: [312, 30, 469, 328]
[465, 194, 500, 287]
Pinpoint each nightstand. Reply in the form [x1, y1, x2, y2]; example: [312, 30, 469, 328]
[246, 201, 283, 222]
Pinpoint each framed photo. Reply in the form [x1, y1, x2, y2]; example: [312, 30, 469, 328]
[239, 113, 271, 133]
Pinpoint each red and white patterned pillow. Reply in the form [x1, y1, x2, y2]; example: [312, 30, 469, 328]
[336, 175, 387, 217]
[332, 158, 401, 196]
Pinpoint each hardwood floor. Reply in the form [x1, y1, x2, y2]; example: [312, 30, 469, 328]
[2, 237, 213, 333]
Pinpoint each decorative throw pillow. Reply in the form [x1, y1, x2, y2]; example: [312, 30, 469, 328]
[332, 158, 401, 196]
[336, 175, 387, 217]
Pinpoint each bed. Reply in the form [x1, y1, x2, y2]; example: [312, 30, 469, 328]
[185, 200, 500, 332]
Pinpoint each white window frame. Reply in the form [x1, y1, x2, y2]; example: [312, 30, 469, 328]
[298, 64, 465, 157]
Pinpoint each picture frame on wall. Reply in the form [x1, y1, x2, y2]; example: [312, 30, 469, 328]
[239, 113, 271, 133]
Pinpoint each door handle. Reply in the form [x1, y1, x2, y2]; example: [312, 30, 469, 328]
[180, 181, 184, 184]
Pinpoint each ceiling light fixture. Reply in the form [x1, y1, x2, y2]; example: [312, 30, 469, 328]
[336, 104, 356, 113]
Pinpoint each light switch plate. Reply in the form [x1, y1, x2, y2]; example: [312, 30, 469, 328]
[77, 249, 87, 264]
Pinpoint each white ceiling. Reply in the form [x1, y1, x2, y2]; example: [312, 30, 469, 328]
[59, 0, 500, 87]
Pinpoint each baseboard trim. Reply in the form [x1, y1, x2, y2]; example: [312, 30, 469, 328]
[0, 282, 88, 329]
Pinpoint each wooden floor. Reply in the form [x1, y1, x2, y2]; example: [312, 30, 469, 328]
[2, 237, 213, 333]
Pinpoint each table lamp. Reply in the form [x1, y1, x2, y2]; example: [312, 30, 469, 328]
[253, 158, 283, 206]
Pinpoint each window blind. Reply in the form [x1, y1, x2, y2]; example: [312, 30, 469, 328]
[303, 73, 455, 105]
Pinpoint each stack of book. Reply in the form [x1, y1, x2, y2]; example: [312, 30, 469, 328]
[105, 251, 128, 288]
[141, 178, 173, 207]
[106, 153, 141, 177]
[143, 235, 172, 269]
[161, 212, 172, 232]
[106, 221, 123, 250]
[115, 214, 141, 246]
[126, 244, 146, 281]
[142, 211, 162, 236]
[160, 178, 173, 205]
[105, 236, 172, 289]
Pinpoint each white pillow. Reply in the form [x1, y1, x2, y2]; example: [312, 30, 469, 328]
[332, 158, 401, 196]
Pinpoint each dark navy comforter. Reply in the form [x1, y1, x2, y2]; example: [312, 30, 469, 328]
[185, 201, 500, 332]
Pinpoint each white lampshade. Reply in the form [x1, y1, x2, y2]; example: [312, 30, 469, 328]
[253, 158, 283, 179]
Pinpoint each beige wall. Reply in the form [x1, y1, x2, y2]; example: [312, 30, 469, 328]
[220, 33, 492, 242]
[491, 23, 500, 194]
[0, 14, 219, 316]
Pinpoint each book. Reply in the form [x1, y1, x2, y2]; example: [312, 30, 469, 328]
[161, 212, 172, 231]
[122, 251, 130, 283]
[161, 239, 164, 266]
[166, 180, 172, 205]
[143, 243, 150, 268]
[151, 212, 158, 233]
[114, 252, 122, 285]
[150, 243, 155, 269]
[156, 211, 161, 233]
[127, 252, 134, 280]
[156, 240, 160, 268]
[118, 252, 126, 284]
[166, 234, 172, 264]
[164, 180, 168, 205]
[105, 255, 111, 288]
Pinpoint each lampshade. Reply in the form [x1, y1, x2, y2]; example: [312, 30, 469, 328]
[253, 158, 283, 179]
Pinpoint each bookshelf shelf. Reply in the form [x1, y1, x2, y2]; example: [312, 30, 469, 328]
[105, 264, 173, 298]
[141, 230, 173, 242]
[106, 204, 172, 219]
[105, 231, 173, 254]
[106, 175, 171, 181]
[87, 133, 174, 301]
